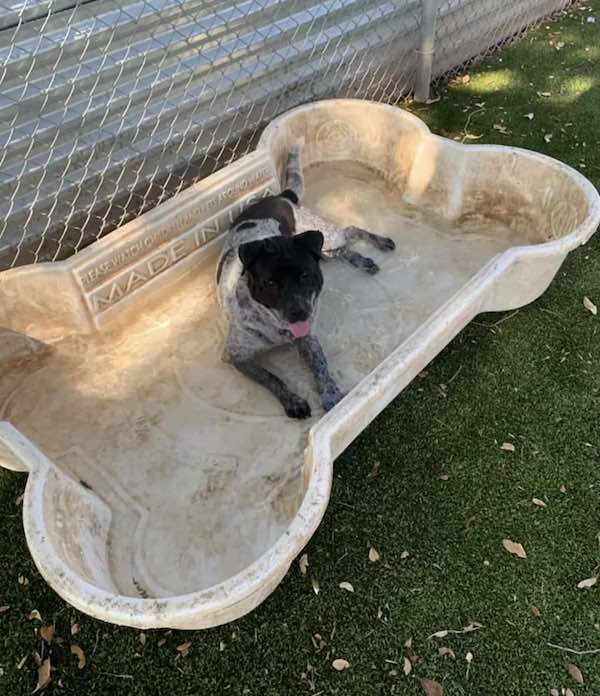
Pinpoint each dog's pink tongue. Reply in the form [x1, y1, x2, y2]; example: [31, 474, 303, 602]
[289, 320, 311, 339]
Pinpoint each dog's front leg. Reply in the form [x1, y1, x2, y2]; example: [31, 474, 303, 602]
[295, 336, 344, 412]
[230, 355, 312, 419]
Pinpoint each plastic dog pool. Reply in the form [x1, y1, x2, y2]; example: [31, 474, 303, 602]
[1, 100, 598, 629]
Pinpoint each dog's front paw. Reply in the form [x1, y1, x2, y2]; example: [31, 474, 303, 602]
[321, 384, 345, 412]
[376, 236, 396, 252]
[283, 394, 312, 419]
[362, 257, 380, 275]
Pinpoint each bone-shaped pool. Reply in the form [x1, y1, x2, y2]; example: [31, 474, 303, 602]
[1, 100, 598, 628]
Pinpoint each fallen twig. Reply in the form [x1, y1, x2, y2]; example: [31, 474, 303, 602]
[461, 108, 485, 143]
[96, 671, 134, 679]
[446, 365, 463, 386]
[547, 642, 600, 655]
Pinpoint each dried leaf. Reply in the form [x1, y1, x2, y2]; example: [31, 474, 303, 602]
[70, 623, 79, 636]
[404, 637, 413, 649]
[339, 582, 354, 593]
[500, 442, 515, 452]
[530, 606, 541, 617]
[560, 484, 567, 493]
[39, 626, 54, 643]
[403, 656, 412, 675]
[502, 539, 527, 559]
[70, 644, 86, 669]
[17, 656, 27, 670]
[565, 689, 575, 696]
[583, 296, 597, 315]
[27, 610, 41, 621]
[18, 575, 29, 586]
[332, 658, 350, 671]
[438, 647, 456, 658]
[139, 632, 146, 646]
[430, 630, 449, 639]
[465, 651, 473, 679]
[493, 123, 510, 135]
[15, 493, 24, 506]
[369, 547, 380, 562]
[299, 553, 308, 576]
[439, 474, 449, 481]
[550, 689, 560, 696]
[537, 91, 552, 97]
[33, 658, 51, 693]
[311, 633, 326, 651]
[544, 133, 553, 144]
[524, 113, 535, 120]
[311, 577, 320, 595]
[368, 462, 380, 479]
[176, 642, 192, 658]
[421, 678, 443, 696]
[567, 663, 584, 684]
[532, 498, 546, 508]
[428, 622, 483, 640]
[577, 576, 597, 589]
[157, 638, 166, 648]
[400, 551, 410, 560]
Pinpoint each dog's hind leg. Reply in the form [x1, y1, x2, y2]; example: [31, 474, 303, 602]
[324, 246, 380, 275]
[229, 355, 312, 419]
[282, 145, 304, 201]
[295, 335, 344, 411]
[343, 225, 396, 252]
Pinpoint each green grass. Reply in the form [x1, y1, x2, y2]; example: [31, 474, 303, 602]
[2, 3, 600, 694]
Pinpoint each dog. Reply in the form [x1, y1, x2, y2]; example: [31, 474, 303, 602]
[216, 145, 395, 418]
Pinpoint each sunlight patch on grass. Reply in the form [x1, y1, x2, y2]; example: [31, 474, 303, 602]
[464, 68, 522, 93]
[559, 74, 597, 101]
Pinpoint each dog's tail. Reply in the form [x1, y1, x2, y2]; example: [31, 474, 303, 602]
[283, 143, 304, 202]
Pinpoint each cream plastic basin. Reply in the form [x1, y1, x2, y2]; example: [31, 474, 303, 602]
[0, 100, 598, 629]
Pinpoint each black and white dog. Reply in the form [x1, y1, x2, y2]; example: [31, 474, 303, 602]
[216, 145, 395, 418]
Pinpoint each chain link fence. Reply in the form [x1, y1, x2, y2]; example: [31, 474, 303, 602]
[0, 0, 574, 271]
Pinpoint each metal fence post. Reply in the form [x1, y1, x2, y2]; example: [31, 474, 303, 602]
[414, 0, 439, 102]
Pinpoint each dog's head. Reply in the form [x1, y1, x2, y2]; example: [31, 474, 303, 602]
[238, 230, 324, 338]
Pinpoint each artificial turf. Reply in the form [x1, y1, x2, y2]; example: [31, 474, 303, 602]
[1, 2, 599, 694]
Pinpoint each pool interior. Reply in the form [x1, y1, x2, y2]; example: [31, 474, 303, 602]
[0, 159, 540, 598]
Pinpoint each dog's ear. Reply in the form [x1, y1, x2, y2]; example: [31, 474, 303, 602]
[238, 239, 266, 274]
[295, 230, 324, 260]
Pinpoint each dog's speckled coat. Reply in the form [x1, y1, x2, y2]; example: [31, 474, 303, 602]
[216, 146, 395, 418]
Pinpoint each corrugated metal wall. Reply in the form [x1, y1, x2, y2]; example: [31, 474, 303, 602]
[0, 0, 572, 269]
